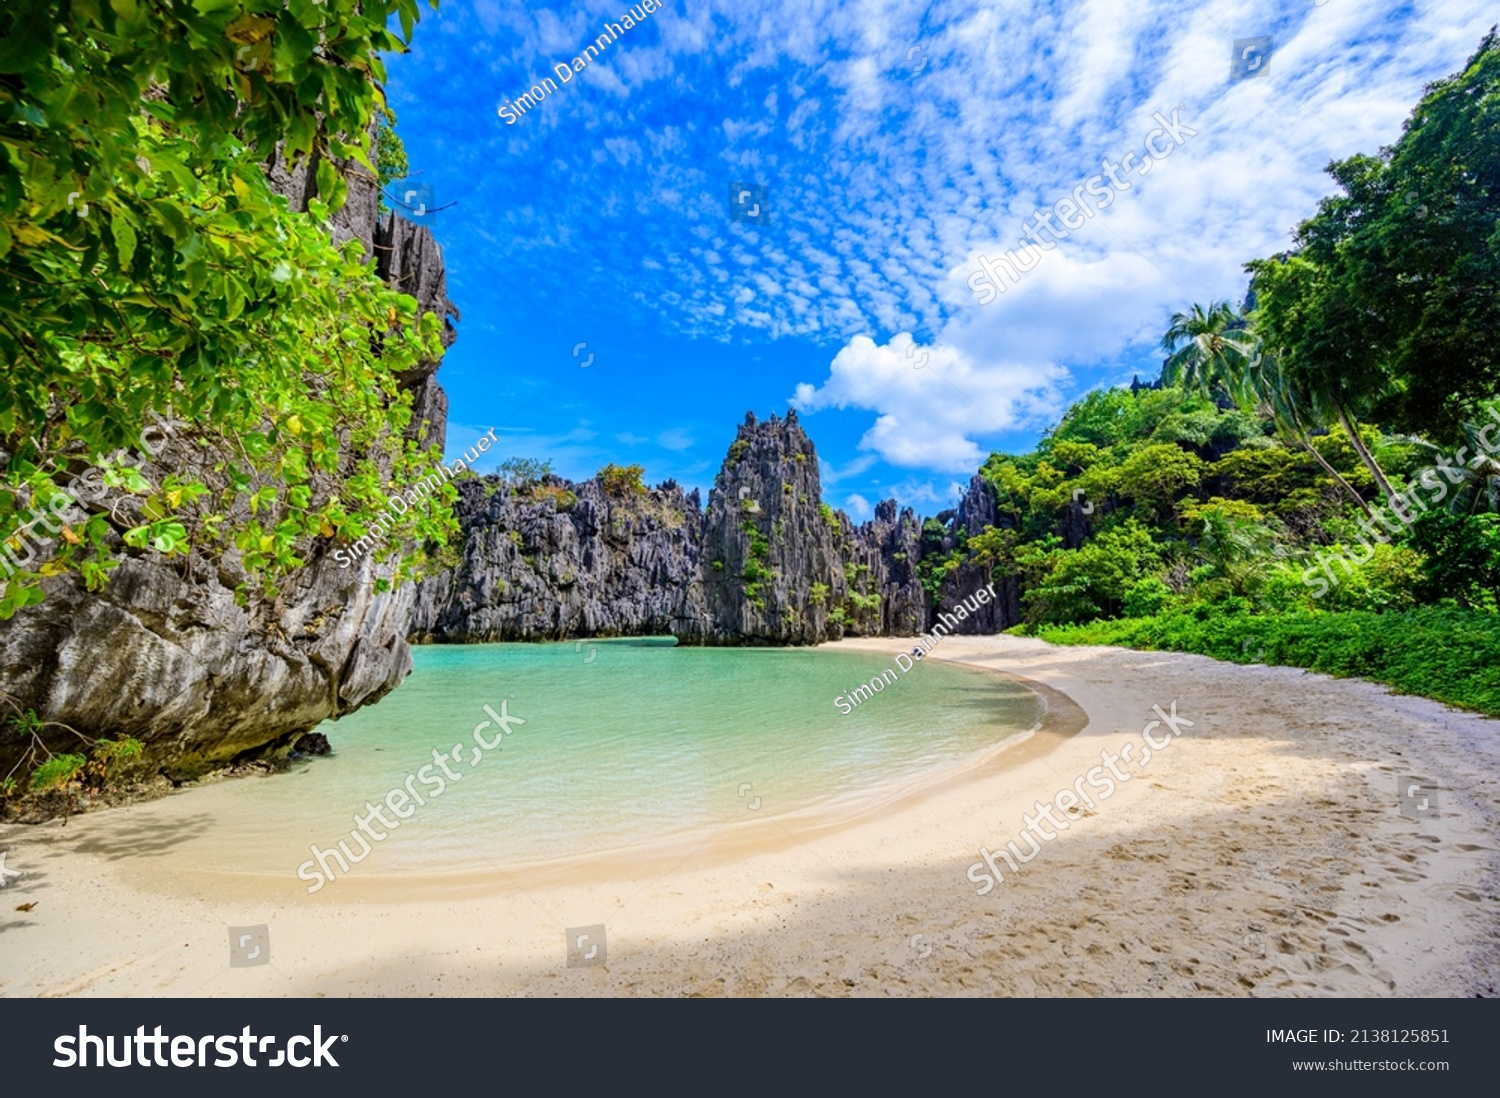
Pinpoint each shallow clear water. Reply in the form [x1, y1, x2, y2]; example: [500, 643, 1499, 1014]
[184, 640, 1043, 877]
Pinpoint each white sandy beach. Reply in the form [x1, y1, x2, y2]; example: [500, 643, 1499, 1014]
[1, 635, 1496, 998]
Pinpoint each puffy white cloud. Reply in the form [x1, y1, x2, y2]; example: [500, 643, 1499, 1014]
[843, 493, 874, 520]
[793, 329, 1066, 472]
[397, 0, 1498, 488]
[773, 0, 1494, 473]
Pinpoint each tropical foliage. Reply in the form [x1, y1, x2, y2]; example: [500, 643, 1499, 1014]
[937, 32, 1500, 714]
[0, 0, 452, 617]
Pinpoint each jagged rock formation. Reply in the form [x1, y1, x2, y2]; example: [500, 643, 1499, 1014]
[374, 212, 459, 452]
[680, 410, 851, 645]
[934, 560, 1020, 633]
[953, 473, 996, 534]
[410, 411, 930, 647]
[0, 142, 457, 786]
[410, 475, 704, 641]
[837, 499, 926, 637]
[933, 474, 1019, 633]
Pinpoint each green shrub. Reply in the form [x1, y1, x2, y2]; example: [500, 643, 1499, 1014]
[1406, 511, 1500, 611]
[30, 754, 86, 792]
[1318, 543, 1425, 612]
[1122, 576, 1175, 617]
[1035, 606, 1500, 716]
[597, 463, 647, 496]
[1022, 520, 1164, 622]
[499, 457, 554, 486]
[0, 0, 448, 617]
[530, 483, 579, 511]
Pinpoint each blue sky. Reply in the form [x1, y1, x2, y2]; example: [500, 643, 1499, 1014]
[383, 0, 1496, 519]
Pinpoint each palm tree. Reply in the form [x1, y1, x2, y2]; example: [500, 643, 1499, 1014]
[1163, 304, 1376, 518]
[1327, 397, 1403, 513]
[1160, 302, 1258, 401]
[1240, 254, 1406, 513]
[1402, 419, 1500, 516]
[1197, 507, 1279, 595]
[1251, 348, 1376, 520]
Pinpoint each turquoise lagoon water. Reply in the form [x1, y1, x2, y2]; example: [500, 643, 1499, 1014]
[187, 640, 1044, 877]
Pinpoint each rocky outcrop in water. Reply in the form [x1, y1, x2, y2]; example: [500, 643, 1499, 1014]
[411, 411, 930, 647]
[677, 411, 845, 645]
[0, 141, 458, 789]
[409, 474, 704, 642]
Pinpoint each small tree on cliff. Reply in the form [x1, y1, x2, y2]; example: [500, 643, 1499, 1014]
[597, 464, 648, 496]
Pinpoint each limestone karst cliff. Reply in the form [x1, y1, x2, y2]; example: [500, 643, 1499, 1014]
[931, 474, 1021, 633]
[409, 474, 705, 642]
[678, 410, 925, 645]
[0, 147, 459, 790]
[411, 411, 929, 647]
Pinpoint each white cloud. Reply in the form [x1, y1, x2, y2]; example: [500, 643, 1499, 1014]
[656, 427, 697, 451]
[771, 0, 1496, 474]
[844, 493, 874, 520]
[399, 0, 1499, 480]
[819, 453, 877, 484]
[792, 331, 1066, 472]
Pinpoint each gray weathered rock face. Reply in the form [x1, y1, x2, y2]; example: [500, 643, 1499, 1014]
[374, 212, 460, 454]
[954, 473, 996, 535]
[680, 410, 844, 645]
[683, 410, 923, 645]
[839, 499, 926, 637]
[934, 561, 1019, 634]
[0, 150, 456, 785]
[933, 474, 1018, 633]
[409, 475, 704, 642]
[412, 411, 931, 647]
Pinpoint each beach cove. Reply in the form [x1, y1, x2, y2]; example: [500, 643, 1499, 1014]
[1, 636, 1495, 998]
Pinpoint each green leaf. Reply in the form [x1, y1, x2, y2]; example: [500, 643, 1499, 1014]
[224, 277, 246, 321]
[315, 157, 338, 205]
[110, 209, 137, 269]
[0, 5, 56, 74]
[153, 199, 190, 242]
[31, 754, 86, 791]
